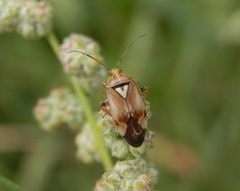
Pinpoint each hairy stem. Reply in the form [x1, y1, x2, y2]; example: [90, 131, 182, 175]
[46, 33, 113, 171]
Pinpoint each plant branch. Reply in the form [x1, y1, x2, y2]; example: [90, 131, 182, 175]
[46, 33, 113, 171]
[71, 77, 113, 170]
[46, 33, 60, 57]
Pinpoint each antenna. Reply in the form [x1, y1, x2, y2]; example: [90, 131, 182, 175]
[66, 50, 107, 68]
[117, 34, 147, 67]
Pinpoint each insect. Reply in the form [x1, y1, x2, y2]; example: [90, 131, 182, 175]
[68, 34, 148, 147]
[101, 68, 147, 147]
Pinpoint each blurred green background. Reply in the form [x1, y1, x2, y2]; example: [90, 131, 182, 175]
[1, 0, 240, 190]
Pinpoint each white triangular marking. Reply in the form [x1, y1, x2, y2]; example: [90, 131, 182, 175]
[115, 84, 129, 98]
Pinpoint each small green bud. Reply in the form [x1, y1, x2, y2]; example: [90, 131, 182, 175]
[0, 0, 22, 33]
[17, 0, 52, 39]
[119, 178, 134, 191]
[133, 167, 158, 191]
[34, 87, 84, 131]
[147, 167, 159, 184]
[111, 139, 129, 159]
[114, 159, 146, 179]
[60, 34, 107, 92]
[133, 174, 152, 191]
[103, 171, 121, 191]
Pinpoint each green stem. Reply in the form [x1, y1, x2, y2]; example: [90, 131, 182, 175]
[47, 33, 60, 57]
[71, 77, 113, 170]
[46, 33, 113, 171]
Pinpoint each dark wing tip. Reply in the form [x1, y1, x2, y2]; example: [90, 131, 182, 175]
[123, 116, 146, 147]
[124, 131, 146, 147]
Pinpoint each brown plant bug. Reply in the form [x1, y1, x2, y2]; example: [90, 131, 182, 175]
[68, 34, 148, 147]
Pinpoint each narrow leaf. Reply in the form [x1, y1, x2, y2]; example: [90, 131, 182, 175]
[0, 176, 25, 191]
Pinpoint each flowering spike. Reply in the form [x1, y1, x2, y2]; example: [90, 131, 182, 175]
[95, 159, 158, 191]
[17, 0, 52, 39]
[34, 87, 84, 131]
[59, 34, 107, 92]
[0, 0, 22, 33]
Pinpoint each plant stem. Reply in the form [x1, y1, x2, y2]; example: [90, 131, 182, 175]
[47, 33, 60, 57]
[46, 33, 113, 171]
[71, 77, 113, 170]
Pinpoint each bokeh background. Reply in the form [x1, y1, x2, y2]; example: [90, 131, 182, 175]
[1, 0, 240, 190]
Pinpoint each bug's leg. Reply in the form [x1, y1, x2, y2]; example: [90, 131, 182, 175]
[140, 86, 148, 93]
[140, 86, 148, 97]
[100, 101, 111, 119]
[136, 81, 148, 95]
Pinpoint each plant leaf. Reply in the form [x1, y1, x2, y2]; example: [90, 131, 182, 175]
[0, 176, 25, 191]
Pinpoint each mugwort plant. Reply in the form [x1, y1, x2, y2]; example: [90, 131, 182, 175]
[0, 0, 158, 190]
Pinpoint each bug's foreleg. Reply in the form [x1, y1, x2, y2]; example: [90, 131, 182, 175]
[100, 101, 111, 119]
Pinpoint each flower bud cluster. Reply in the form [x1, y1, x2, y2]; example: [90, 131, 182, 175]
[59, 34, 107, 92]
[17, 0, 52, 39]
[94, 159, 158, 191]
[0, 0, 52, 38]
[103, 124, 154, 159]
[0, 0, 22, 33]
[75, 115, 103, 164]
[34, 87, 84, 131]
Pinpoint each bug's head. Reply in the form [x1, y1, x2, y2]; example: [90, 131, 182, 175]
[106, 69, 123, 85]
[108, 68, 122, 76]
[106, 68, 132, 87]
